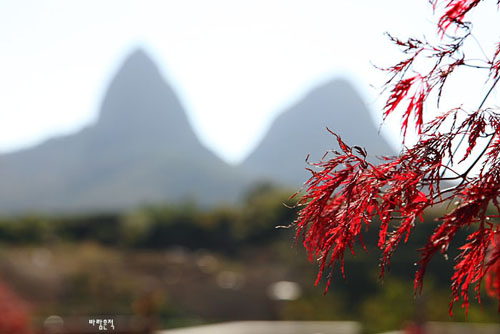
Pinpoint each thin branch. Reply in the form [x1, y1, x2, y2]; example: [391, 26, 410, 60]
[441, 75, 500, 177]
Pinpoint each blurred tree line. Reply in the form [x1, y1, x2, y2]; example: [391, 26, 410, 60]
[0, 183, 298, 253]
[0, 184, 498, 333]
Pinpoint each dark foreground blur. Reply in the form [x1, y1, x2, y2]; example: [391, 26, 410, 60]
[0, 185, 499, 334]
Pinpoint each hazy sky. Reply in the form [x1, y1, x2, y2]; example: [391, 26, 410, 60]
[1, 1, 499, 163]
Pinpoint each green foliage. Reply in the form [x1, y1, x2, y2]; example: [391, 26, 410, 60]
[0, 215, 53, 244]
[236, 183, 298, 245]
[0, 184, 298, 254]
[361, 278, 420, 333]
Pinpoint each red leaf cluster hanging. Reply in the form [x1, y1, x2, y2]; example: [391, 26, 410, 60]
[295, 0, 500, 315]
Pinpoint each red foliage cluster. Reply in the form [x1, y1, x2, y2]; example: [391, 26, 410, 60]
[432, 0, 481, 34]
[295, 0, 500, 315]
[0, 278, 31, 334]
[381, 30, 468, 139]
[491, 42, 500, 79]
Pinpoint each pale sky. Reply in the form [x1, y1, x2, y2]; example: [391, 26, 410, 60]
[1, 1, 499, 164]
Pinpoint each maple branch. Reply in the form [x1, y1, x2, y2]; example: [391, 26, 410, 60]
[441, 75, 500, 177]
[295, 0, 500, 315]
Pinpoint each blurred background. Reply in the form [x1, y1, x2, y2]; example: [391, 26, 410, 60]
[1, 1, 500, 333]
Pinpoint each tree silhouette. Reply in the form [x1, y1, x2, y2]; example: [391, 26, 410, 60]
[295, 0, 500, 315]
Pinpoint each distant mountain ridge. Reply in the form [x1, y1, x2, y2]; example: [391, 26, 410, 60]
[0, 49, 248, 213]
[0, 49, 394, 213]
[241, 79, 395, 186]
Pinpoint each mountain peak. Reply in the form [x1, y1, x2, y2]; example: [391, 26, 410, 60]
[313, 78, 358, 94]
[127, 48, 150, 59]
[242, 78, 394, 185]
[120, 48, 158, 72]
[293, 78, 367, 120]
[95, 48, 198, 146]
